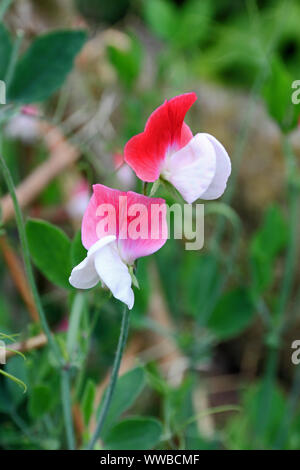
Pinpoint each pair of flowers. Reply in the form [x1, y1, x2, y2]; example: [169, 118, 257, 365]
[69, 93, 231, 309]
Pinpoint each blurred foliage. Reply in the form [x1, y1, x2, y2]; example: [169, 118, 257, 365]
[144, 0, 212, 50]
[107, 34, 142, 91]
[74, 0, 131, 26]
[0, 0, 300, 452]
[250, 204, 288, 295]
[0, 24, 12, 81]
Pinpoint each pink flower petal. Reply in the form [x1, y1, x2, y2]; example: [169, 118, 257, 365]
[124, 92, 197, 182]
[119, 191, 168, 265]
[81, 184, 168, 264]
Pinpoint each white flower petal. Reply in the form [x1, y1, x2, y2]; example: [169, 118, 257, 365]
[69, 235, 117, 290]
[94, 243, 134, 310]
[164, 133, 216, 204]
[88, 235, 117, 257]
[199, 133, 231, 200]
[69, 256, 99, 289]
[69, 235, 134, 309]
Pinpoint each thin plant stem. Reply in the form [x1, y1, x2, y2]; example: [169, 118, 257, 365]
[0, 152, 62, 364]
[87, 305, 130, 450]
[143, 182, 148, 196]
[74, 295, 110, 401]
[0, 153, 76, 447]
[61, 368, 76, 450]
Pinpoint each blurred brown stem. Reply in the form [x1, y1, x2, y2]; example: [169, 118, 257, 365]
[6, 332, 47, 359]
[0, 235, 39, 322]
[0, 121, 79, 223]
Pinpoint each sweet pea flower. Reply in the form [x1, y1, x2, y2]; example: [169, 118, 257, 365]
[124, 93, 231, 204]
[69, 184, 167, 309]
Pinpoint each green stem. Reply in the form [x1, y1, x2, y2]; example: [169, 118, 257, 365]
[87, 305, 130, 450]
[74, 295, 109, 401]
[0, 152, 76, 448]
[0, 152, 62, 365]
[143, 182, 148, 196]
[61, 368, 76, 450]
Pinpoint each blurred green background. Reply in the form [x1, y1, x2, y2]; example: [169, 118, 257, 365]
[0, 0, 300, 450]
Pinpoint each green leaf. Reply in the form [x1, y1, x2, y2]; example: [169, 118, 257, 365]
[172, 0, 212, 49]
[144, 0, 177, 42]
[0, 377, 11, 412]
[71, 230, 87, 267]
[75, 0, 130, 25]
[39, 180, 62, 207]
[225, 382, 286, 450]
[155, 238, 183, 318]
[144, 0, 211, 49]
[180, 253, 221, 319]
[250, 205, 287, 293]
[207, 288, 254, 340]
[107, 35, 142, 90]
[28, 384, 52, 418]
[145, 363, 170, 396]
[104, 417, 162, 450]
[0, 369, 27, 393]
[26, 219, 72, 289]
[8, 30, 87, 103]
[263, 57, 300, 132]
[99, 367, 146, 438]
[251, 205, 287, 260]
[5, 356, 28, 406]
[165, 377, 211, 449]
[81, 379, 96, 427]
[0, 24, 12, 80]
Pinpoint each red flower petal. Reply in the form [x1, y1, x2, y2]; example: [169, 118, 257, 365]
[124, 92, 197, 182]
